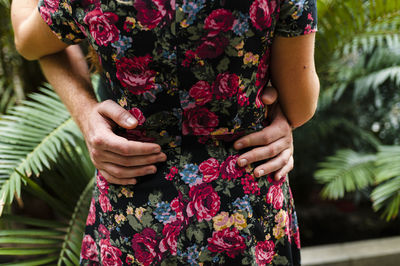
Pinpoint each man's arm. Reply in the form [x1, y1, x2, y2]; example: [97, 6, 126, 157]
[39, 46, 167, 185]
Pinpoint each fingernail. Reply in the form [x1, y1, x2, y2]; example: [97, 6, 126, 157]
[147, 168, 156, 174]
[236, 142, 243, 149]
[126, 117, 136, 126]
[258, 169, 265, 177]
[239, 159, 247, 167]
[153, 147, 161, 153]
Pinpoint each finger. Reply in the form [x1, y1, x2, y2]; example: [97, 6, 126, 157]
[102, 162, 157, 178]
[261, 86, 278, 105]
[91, 132, 161, 156]
[234, 126, 285, 150]
[273, 156, 294, 181]
[253, 148, 292, 178]
[98, 150, 167, 167]
[237, 137, 291, 167]
[100, 170, 138, 185]
[97, 99, 138, 129]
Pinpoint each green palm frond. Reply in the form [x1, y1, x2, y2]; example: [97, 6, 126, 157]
[58, 178, 94, 266]
[371, 146, 400, 220]
[0, 81, 16, 114]
[0, 86, 84, 210]
[0, 178, 94, 265]
[315, 150, 376, 199]
[316, 0, 400, 65]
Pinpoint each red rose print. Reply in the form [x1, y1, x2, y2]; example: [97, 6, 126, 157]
[100, 238, 123, 266]
[153, 0, 175, 24]
[86, 198, 96, 226]
[238, 90, 250, 106]
[266, 185, 284, 210]
[129, 107, 146, 125]
[293, 229, 301, 249]
[255, 239, 276, 265]
[189, 81, 212, 106]
[83, 8, 119, 46]
[207, 227, 246, 258]
[134, 0, 162, 29]
[220, 155, 245, 180]
[204, 9, 234, 37]
[196, 36, 229, 59]
[159, 220, 182, 255]
[134, 0, 175, 29]
[249, 0, 277, 31]
[99, 224, 111, 239]
[99, 194, 112, 212]
[170, 196, 188, 224]
[42, 0, 59, 13]
[212, 72, 239, 100]
[39, 6, 52, 25]
[186, 184, 220, 221]
[96, 171, 109, 194]
[132, 228, 161, 266]
[116, 55, 156, 95]
[182, 107, 219, 135]
[256, 50, 270, 89]
[81, 234, 99, 261]
[199, 158, 220, 183]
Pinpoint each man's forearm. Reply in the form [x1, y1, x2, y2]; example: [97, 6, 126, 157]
[39, 45, 98, 133]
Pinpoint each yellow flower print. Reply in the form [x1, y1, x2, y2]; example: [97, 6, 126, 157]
[61, 2, 72, 13]
[160, 130, 167, 136]
[125, 17, 136, 29]
[235, 40, 244, 50]
[244, 52, 260, 65]
[118, 97, 127, 107]
[121, 187, 133, 198]
[126, 206, 134, 215]
[211, 128, 229, 136]
[275, 209, 287, 227]
[126, 254, 135, 264]
[213, 212, 234, 231]
[114, 213, 126, 224]
[169, 141, 177, 148]
[273, 225, 285, 240]
[135, 207, 146, 221]
[232, 212, 247, 230]
[180, 19, 190, 28]
[238, 50, 244, 57]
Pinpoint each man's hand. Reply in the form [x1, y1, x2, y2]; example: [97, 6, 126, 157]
[82, 100, 167, 185]
[234, 86, 294, 181]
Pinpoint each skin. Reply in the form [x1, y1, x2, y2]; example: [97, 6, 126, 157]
[10, 0, 317, 184]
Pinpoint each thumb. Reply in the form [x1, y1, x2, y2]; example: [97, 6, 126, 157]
[97, 100, 138, 129]
[261, 86, 278, 105]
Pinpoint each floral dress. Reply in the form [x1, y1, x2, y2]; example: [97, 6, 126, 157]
[38, 0, 317, 265]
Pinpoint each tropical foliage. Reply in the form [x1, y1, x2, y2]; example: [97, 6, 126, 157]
[305, 0, 400, 221]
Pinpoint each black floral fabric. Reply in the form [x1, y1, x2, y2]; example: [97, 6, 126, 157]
[38, 0, 317, 265]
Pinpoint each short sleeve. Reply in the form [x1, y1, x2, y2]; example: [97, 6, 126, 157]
[37, 0, 86, 45]
[275, 0, 318, 37]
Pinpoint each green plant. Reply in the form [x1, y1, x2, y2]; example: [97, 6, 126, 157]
[311, 0, 400, 220]
[0, 87, 95, 264]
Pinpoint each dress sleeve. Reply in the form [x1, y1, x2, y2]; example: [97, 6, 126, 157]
[275, 0, 317, 37]
[37, 0, 86, 45]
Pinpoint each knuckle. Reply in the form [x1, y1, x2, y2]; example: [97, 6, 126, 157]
[91, 135, 103, 146]
[262, 133, 270, 144]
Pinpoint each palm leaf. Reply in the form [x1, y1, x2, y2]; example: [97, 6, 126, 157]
[0, 86, 84, 210]
[370, 146, 400, 220]
[0, 178, 94, 265]
[315, 149, 376, 199]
